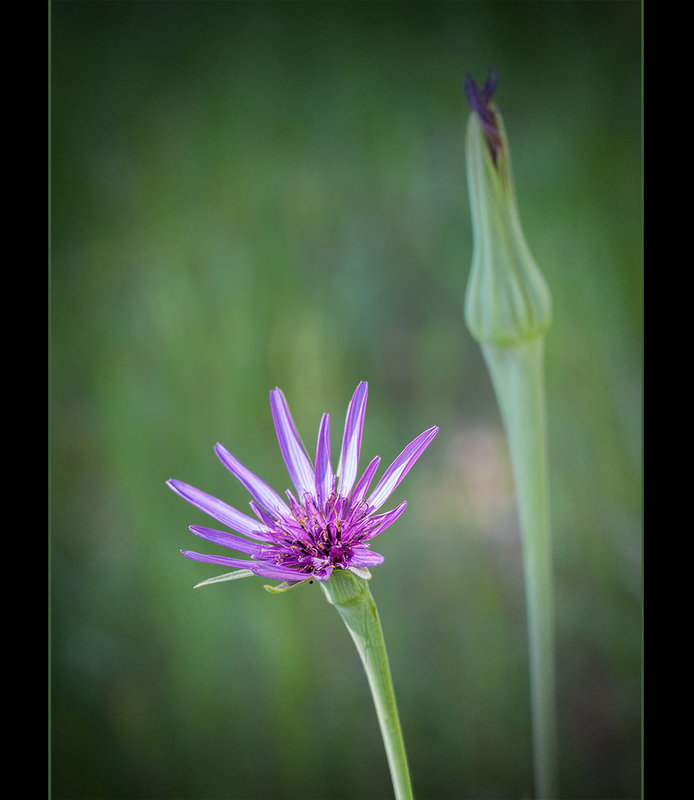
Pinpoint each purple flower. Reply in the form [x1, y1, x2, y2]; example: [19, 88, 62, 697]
[168, 382, 438, 585]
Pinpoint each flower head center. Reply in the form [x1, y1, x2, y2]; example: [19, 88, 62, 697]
[262, 490, 374, 575]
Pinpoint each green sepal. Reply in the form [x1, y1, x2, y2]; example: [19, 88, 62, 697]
[348, 566, 372, 581]
[263, 578, 312, 594]
[193, 568, 254, 588]
[321, 568, 367, 607]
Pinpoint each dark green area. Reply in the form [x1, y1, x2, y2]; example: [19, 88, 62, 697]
[50, 2, 641, 798]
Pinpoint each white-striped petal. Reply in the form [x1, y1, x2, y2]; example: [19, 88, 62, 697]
[350, 456, 381, 506]
[348, 546, 385, 566]
[363, 500, 408, 539]
[314, 413, 334, 508]
[367, 426, 438, 511]
[270, 388, 315, 498]
[189, 525, 265, 556]
[214, 443, 288, 518]
[167, 479, 273, 541]
[181, 550, 255, 569]
[338, 381, 368, 498]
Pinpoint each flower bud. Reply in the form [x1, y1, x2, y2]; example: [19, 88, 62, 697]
[464, 71, 552, 346]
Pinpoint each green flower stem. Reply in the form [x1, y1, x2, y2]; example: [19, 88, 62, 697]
[482, 337, 557, 799]
[322, 570, 414, 800]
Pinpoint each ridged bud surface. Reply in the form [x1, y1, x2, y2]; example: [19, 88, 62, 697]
[465, 106, 552, 346]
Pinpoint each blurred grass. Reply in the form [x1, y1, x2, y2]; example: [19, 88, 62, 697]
[50, 2, 641, 798]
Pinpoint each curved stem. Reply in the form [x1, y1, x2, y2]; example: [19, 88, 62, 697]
[322, 570, 413, 800]
[482, 338, 557, 799]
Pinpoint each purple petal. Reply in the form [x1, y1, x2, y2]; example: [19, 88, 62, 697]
[189, 525, 265, 556]
[349, 546, 385, 566]
[181, 550, 255, 569]
[349, 455, 381, 506]
[270, 388, 315, 499]
[214, 443, 288, 519]
[249, 500, 280, 528]
[310, 565, 334, 582]
[367, 426, 439, 512]
[314, 413, 334, 508]
[167, 479, 273, 541]
[250, 562, 311, 581]
[363, 500, 408, 539]
[182, 549, 307, 583]
[337, 381, 368, 498]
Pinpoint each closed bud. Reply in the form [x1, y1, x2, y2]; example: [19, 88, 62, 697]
[464, 71, 552, 346]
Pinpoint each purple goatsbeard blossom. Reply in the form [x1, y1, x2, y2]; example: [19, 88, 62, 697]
[168, 382, 438, 585]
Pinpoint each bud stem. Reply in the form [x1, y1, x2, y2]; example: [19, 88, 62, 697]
[322, 570, 414, 800]
[482, 338, 557, 799]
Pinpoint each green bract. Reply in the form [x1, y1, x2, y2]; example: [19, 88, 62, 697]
[465, 107, 552, 346]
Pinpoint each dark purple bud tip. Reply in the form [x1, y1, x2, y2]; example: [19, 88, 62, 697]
[464, 68, 503, 166]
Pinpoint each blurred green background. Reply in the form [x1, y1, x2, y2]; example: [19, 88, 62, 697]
[50, 2, 641, 798]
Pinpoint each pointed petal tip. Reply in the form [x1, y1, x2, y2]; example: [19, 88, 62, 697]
[417, 426, 440, 447]
[366, 425, 438, 511]
[365, 499, 408, 539]
[268, 386, 285, 408]
[214, 439, 289, 518]
[270, 384, 315, 498]
[167, 478, 191, 498]
[213, 442, 229, 463]
[338, 381, 370, 497]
